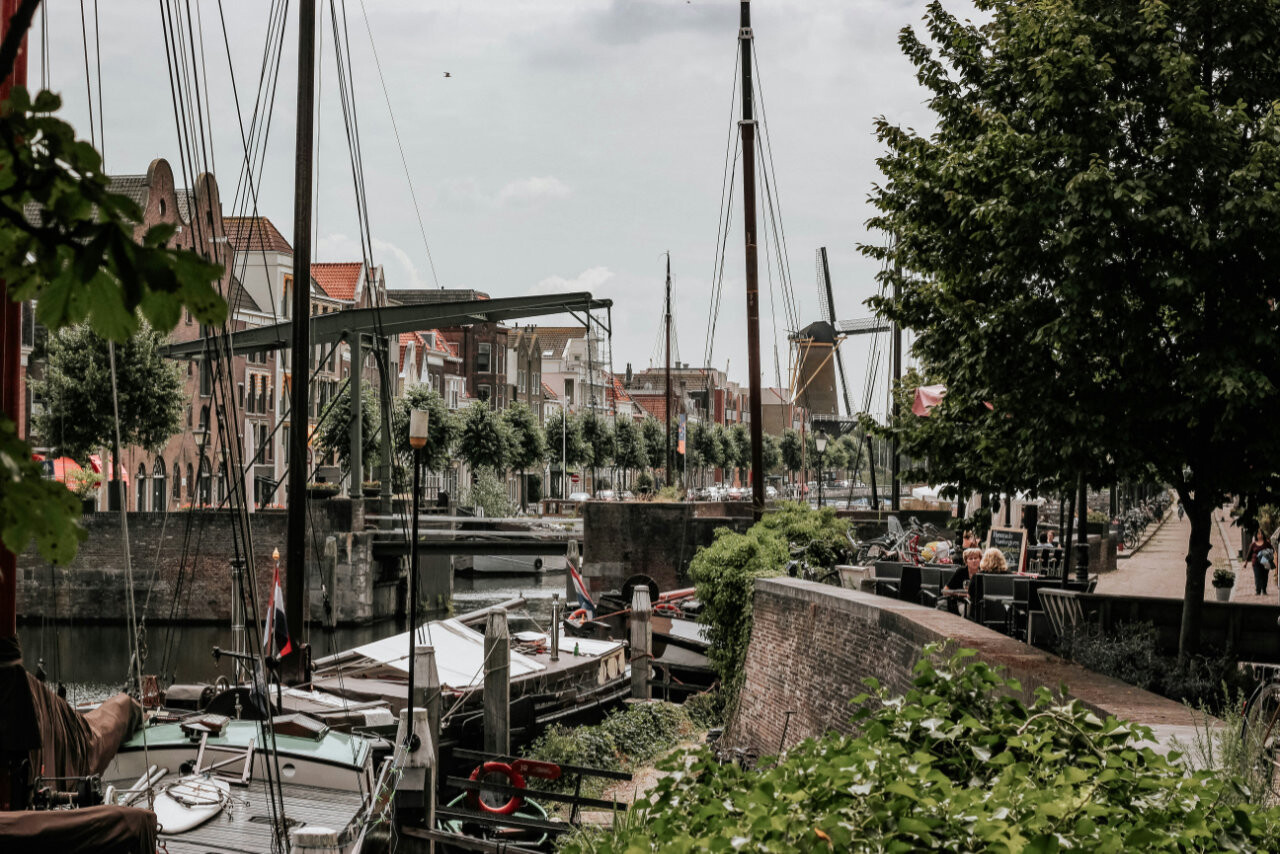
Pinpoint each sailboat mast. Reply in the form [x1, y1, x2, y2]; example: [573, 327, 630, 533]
[739, 1, 765, 518]
[286, 0, 317, 645]
[664, 254, 673, 478]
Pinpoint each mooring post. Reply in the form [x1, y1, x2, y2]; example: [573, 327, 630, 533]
[416, 646, 441, 768]
[483, 609, 510, 756]
[322, 538, 338, 628]
[392, 706, 435, 847]
[550, 593, 561, 662]
[630, 587, 652, 700]
[290, 826, 341, 854]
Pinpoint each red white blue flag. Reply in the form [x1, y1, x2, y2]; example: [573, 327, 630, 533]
[569, 561, 595, 618]
[264, 565, 294, 658]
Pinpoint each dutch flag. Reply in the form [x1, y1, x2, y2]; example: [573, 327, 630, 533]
[264, 565, 294, 659]
[569, 562, 595, 618]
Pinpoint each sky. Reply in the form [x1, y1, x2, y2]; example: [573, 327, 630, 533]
[33, 0, 976, 421]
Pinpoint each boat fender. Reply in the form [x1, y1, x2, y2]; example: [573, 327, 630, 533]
[534, 558, 543, 570]
[466, 761, 526, 815]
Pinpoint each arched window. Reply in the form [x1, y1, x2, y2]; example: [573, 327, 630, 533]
[136, 464, 147, 512]
[198, 457, 212, 507]
[199, 405, 210, 433]
[185, 463, 194, 503]
[152, 458, 166, 510]
[173, 459, 182, 501]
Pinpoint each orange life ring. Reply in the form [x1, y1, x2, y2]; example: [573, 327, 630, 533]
[654, 602, 683, 616]
[567, 608, 589, 623]
[466, 761, 526, 815]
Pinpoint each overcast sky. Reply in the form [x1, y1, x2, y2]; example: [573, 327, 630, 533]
[34, 0, 976, 420]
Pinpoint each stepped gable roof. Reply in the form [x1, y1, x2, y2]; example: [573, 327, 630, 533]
[312, 262, 363, 302]
[605, 373, 633, 407]
[541, 382, 558, 401]
[224, 216, 293, 254]
[388, 288, 491, 306]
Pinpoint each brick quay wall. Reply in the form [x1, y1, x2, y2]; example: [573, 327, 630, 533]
[16, 499, 395, 625]
[726, 577, 1195, 757]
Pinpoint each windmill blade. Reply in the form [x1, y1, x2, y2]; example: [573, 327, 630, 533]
[835, 317, 892, 335]
[816, 248, 835, 325]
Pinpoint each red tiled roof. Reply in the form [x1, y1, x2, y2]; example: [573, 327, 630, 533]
[224, 217, 292, 254]
[312, 262, 363, 302]
[630, 392, 669, 422]
[541, 382, 558, 401]
[605, 374, 633, 407]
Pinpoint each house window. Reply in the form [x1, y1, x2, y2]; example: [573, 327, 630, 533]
[478, 384, 491, 403]
[564, 379, 574, 405]
[477, 342, 492, 373]
[248, 376, 258, 414]
[136, 464, 147, 512]
[238, 382, 245, 407]
[518, 369, 526, 393]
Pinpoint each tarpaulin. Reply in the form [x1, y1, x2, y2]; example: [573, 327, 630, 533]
[0, 805, 157, 854]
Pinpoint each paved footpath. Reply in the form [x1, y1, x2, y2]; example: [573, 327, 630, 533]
[1096, 504, 1237, 602]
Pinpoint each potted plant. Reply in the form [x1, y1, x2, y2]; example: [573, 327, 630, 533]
[307, 482, 340, 499]
[1212, 567, 1235, 601]
[68, 468, 102, 513]
[362, 480, 381, 498]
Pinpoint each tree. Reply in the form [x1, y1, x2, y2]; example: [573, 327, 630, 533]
[34, 322, 185, 462]
[779, 429, 803, 486]
[761, 433, 782, 475]
[457, 400, 509, 474]
[391, 385, 459, 492]
[545, 409, 585, 497]
[613, 417, 647, 488]
[1, 76, 224, 563]
[864, 0, 1280, 655]
[728, 423, 750, 484]
[579, 412, 615, 493]
[314, 384, 380, 479]
[640, 416, 666, 473]
[502, 401, 545, 509]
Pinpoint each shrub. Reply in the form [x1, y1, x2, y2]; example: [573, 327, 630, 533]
[681, 687, 727, 729]
[523, 702, 694, 795]
[561, 645, 1280, 852]
[67, 467, 101, 499]
[1056, 622, 1255, 713]
[754, 501, 850, 569]
[1213, 567, 1236, 587]
[688, 525, 788, 705]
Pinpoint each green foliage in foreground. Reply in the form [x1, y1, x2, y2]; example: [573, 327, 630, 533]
[564, 646, 1280, 853]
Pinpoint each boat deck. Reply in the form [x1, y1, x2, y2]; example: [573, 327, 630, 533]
[156, 781, 365, 854]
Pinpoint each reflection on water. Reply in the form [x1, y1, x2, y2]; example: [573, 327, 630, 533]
[21, 571, 568, 704]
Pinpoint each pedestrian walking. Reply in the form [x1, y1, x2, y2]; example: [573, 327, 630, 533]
[1176, 501, 1184, 521]
[1246, 529, 1274, 596]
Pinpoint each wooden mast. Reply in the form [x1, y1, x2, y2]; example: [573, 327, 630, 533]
[664, 254, 673, 480]
[739, 0, 765, 519]
[285, 0, 317, 650]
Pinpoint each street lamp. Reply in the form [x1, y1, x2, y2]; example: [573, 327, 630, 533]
[815, 434, 827, 508]
[406, 409, 429, 720]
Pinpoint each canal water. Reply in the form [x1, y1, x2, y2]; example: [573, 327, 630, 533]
[18, 570, 568, 704]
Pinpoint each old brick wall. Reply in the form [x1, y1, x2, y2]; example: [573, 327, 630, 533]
[726, 577, 1192, 756]
[17, 498, 394, 624]
[582, 502, 753, 593]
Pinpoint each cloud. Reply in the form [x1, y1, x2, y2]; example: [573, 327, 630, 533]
[495, 176, 572, 206]
[372, 237, 430, 289]
[530, 266, 615, 295]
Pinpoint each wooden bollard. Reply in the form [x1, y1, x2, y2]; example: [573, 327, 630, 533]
[630, 587, 652, 700]
[550, 593, 561, 662]
[484, 609, 510, 756]
[393, 706, 436, 840]
[291, 826, 341, 853]
[416, 645, 441, 766]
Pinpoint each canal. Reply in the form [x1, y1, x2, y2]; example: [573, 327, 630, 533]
[18, 570, 568, 704]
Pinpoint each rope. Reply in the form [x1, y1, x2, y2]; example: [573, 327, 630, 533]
[107, 341, 153, 805]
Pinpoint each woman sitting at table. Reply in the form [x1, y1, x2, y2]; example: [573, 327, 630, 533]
[980, 547, 1009, 574]
[942, 548, 982, 613]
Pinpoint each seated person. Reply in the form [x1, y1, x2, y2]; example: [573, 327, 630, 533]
[942, 548, 982, 613]
[980, 548, 1009, 574]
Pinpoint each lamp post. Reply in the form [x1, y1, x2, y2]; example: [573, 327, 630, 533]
[406, 409, 429, 722]
[815, 434, 827, 508]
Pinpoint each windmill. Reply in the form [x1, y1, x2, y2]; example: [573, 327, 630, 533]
[790, 248, 889, 427]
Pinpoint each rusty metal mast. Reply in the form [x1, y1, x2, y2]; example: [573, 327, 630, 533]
[739, 1, 765, 518]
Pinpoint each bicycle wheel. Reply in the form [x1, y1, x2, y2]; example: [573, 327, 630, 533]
[1242, 680, 1280, 795]
[1124, 528, 1140, 550]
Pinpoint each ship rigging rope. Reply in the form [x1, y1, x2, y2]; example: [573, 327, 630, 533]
[698, 44, 740, 396]
[160, 5, 293, 845]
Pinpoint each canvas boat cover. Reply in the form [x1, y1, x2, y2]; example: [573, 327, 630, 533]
[320, 618, 620, 689]
[0, 637, 143, 781]
[0, 805, 157, 854]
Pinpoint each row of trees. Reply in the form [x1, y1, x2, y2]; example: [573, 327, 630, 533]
[316, 384, 875, 501]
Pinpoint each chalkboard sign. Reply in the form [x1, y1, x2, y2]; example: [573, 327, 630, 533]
[987, 527, 1028, 573]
